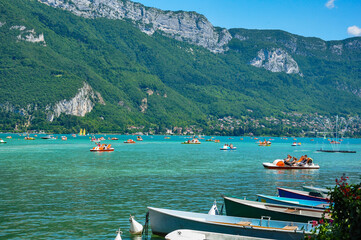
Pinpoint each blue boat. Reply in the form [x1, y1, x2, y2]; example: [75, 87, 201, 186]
[148, 207, 315, 240]
[257, 194, 329, 210]
[277, 187, 329, 202]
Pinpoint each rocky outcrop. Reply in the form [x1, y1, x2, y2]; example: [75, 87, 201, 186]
[47, 82, 104, 121]
[140, 98, 147, 113]
[250, 48, 301, 75]
[37, 0, 231, 53]
[10, 25, 46, 45]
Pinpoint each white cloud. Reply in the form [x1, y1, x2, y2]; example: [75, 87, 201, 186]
[325, 0, 336, 9]
[347, 25, 361, 37]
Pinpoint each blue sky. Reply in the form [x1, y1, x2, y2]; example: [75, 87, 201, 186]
[134, 0, 361, 41]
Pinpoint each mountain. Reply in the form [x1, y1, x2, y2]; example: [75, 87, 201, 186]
[1, 0, 361, 135]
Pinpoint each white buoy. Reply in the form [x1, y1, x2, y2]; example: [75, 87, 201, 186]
[129, 215, 144, 235]
[208, 200, 219, 215]
[114, 228, 122, 240]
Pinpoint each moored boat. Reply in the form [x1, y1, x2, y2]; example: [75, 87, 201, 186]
[165, 229, 272, 240]
[223, 195, 327, 222]
[277, 187, 329, 202]
[148, 207, 314, 239]
[257, 194, 329, 210]
[262, 159, 319, 169]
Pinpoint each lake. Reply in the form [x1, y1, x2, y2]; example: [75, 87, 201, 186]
[1, 134, 360, 239]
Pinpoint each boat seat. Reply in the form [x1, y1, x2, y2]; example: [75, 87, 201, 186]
[283, 225, 298, 231]
[285, 208, 298, 213]
[236, 221, 252, 226]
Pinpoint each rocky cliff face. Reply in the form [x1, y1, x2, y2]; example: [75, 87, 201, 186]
[37, 0, 231, 53]
[250, 48, 301, 75]
[47, 82, 104, 121]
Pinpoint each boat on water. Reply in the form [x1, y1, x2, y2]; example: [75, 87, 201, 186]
[317, 148, 356, 153]
[277, 187, 329, 202]
[258, 140, 271, 146]
[257, 194, 329, 210]
[124, 139, 136, 144]
[111, 137, 119, 140]
[136, 136, 143, 141]
[263, 159, 319, 169]
[182, 138, 201, 144]
[164, 136, 171, 139]
[61, 136, 67, 141]
[223, 195, 328, 223]
[79, 129, 86, 136]
[329, 140, 340, 144]
[148, 207, 314, 240]
[0, 139, 7, 143]
[165, 229, 272, 240]
[41, 135, 56, 140]
[214, 139, 220, 143]
[24, 136, 35, 140]
[90, 143, 114, 152]
[6, 136, 12, 139]
[220, 144, 236, 150]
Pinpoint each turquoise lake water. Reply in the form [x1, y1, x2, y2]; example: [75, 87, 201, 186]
[1, 134, 360, 239]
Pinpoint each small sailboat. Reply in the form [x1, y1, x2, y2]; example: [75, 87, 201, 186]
[79, 129, 86, 136]
[129, 215, 143, 235]
[114, 229, 122, 240]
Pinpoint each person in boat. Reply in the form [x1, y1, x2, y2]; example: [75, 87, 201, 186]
[230, 143, 233, 149]
[284, 154, 293, 165]
[297, 155, 308, 166]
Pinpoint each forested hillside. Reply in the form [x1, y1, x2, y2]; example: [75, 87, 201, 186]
[0, 0, 360, 134]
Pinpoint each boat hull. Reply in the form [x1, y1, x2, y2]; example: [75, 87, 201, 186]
[257, 195, 328, 210]
[263, 163, 319, 169]
[223, 196, 324, 223]
[165, 229, 270, 240]
[277, 188, 329, 202]
[90, 148, 114, 152]
[148, 207, 311, 240]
